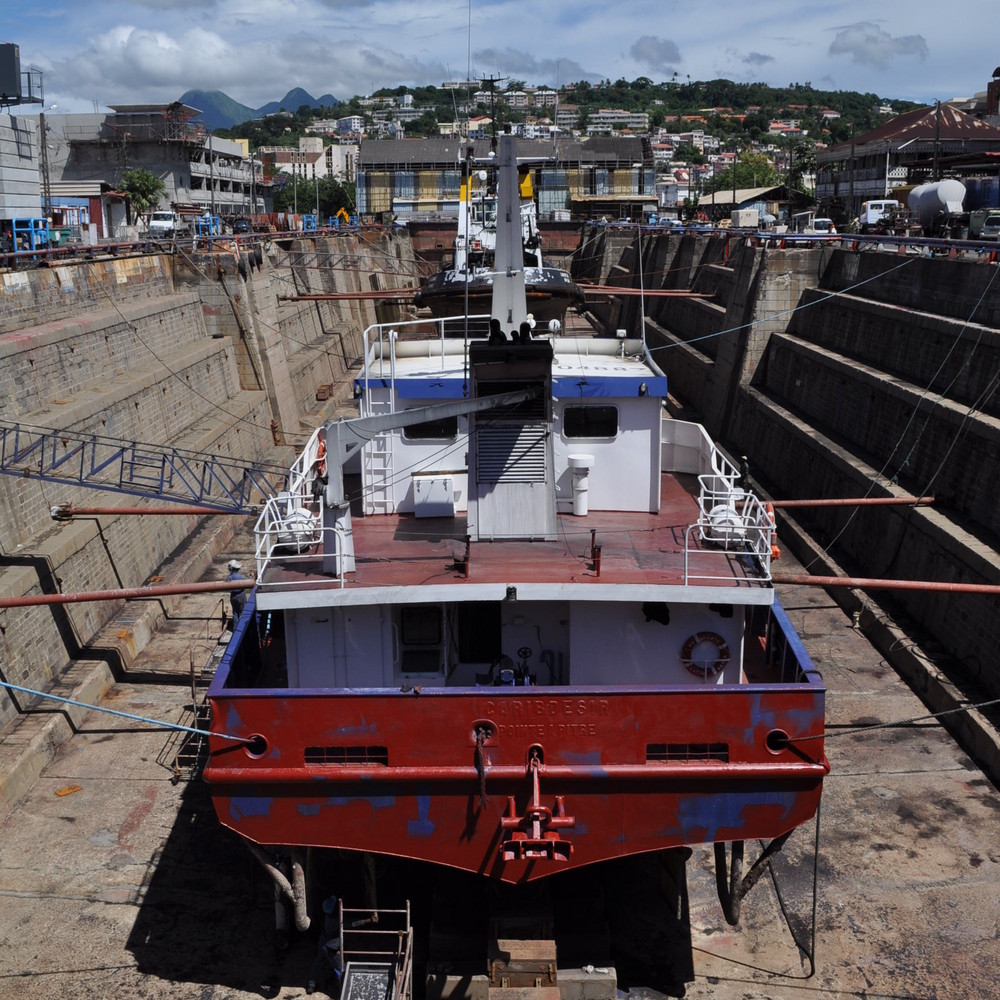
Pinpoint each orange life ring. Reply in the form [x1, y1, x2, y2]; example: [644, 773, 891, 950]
[680, 631, 730, 678]
[315, 437, 327, 477]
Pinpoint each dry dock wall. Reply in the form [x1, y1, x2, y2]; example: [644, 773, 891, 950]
[574, 229, 1000, 697]
[0, 232, 413, 737]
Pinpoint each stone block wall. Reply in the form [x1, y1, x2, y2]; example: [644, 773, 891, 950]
[586, 225, 1000, 694]
[0, 229, 419, 729]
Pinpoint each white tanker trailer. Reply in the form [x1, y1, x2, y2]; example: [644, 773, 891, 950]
[907, 180, 968, 237]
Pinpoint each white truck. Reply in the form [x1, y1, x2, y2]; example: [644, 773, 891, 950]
[148, 210, 191, 239]
[858, 199, 901, 233]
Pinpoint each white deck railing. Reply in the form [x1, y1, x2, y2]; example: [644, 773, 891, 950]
[253, 493, 347, 587]
[662, 419, 775, 584]
[360, 314, 492, 415]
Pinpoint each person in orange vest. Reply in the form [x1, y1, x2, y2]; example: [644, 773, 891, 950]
[311, 436, 328, 502]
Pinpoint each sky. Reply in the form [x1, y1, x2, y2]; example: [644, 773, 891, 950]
[4, 0, 997, 117]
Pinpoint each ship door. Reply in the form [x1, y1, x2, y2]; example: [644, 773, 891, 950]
[393, 604, 446, 685]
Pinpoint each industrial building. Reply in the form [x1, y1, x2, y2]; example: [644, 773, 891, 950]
[44, 104, 265, 235]
[356, 135, 656, 221]
[815, 103, 1000, 217]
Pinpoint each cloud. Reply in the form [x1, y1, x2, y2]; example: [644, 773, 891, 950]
[124, 0, 218, 6]
[828, 21, 928, 70]
[629, 35, 681, 73]
[742, 51, 774, 67]
[472, 48, 597, 87]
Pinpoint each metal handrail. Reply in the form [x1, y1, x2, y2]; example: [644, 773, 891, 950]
[682, 518, 773, 585]
[253, 505, 346, 586]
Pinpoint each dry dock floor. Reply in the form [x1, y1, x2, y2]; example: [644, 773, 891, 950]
[1, 530, 998, 999]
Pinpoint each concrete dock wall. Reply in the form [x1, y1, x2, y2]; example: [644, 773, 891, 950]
[575, 228, 1000, 696]
[0, 231, 413, 732]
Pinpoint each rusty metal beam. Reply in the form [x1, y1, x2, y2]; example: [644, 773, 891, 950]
[51, 503, 238, 519]
[770, 495, 934, 509]
[0, 579, 252, 609]
[772, 574, 1000, 595]
[580, 286, 714, 298]
[278, 289, 417, 301]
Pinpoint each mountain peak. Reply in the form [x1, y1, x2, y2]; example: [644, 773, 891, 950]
[179, 87, 340, 131]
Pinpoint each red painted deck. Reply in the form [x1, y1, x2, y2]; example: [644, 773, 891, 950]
[258, 472, 771, 596]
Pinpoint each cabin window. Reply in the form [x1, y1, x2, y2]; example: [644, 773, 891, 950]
[402, 416, 458, 440]
[456, 603, 501, 663]
[563, 405, 618, 439]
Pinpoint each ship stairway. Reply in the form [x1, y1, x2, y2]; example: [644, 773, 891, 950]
[0, 418, 287, 511]
[361, 399, 396, 516]
[340, 902, 413, 1000]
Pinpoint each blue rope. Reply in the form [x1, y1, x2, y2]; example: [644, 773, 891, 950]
[0, 678, 249, 743]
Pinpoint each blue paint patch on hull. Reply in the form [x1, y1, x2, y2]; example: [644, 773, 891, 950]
[676, 791, 797, 841]
[230, 797, 273, 822]
[408, 795, 435, 837]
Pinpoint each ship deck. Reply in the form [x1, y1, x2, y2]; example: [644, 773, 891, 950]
[255, 471, 774, 608]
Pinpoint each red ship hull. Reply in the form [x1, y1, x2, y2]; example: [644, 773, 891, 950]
[205, 604, 826, 884]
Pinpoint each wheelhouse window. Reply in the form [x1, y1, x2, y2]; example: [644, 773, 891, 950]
[402, 416, 458, 441]
[563, 405, 618, 439]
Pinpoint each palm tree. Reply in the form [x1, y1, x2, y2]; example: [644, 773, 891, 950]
[120, 168, 166, 231]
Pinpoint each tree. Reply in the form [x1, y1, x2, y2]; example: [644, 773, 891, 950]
[788, 139, 817, 193]
[272, 173, 355, 218]
[120, 168, 166, 228]
[703, 150, 779, 194]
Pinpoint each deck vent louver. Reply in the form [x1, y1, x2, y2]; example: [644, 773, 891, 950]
[305, 745, 389, 766]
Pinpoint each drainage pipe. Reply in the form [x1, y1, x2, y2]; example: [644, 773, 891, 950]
[246, 842, 311, 932]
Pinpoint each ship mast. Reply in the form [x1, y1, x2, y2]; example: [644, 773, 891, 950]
[489, 135, 529, 332]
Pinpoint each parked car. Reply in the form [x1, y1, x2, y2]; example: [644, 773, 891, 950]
[232, 218, 251, 234]
[808, 217, 837, 236]
[980, 214, 1000, 241]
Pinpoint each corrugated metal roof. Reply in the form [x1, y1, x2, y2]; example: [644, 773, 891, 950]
[697, 185, 794, 207]
[829, 104, 1000, 153]
[50, 181, 105, 197]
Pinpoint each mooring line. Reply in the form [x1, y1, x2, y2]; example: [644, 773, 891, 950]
[793, 695, 1000, 742]
[0, 679, 248, 743]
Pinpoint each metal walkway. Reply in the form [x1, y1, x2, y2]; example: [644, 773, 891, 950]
[0, 419, 288, 512]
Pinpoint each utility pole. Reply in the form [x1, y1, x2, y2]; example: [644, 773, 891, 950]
[38, 112, 52, 221]
[848, 125, 855, 221]
[932, 100, 942, 181]
[209, 132, 216, 216]
[732, 147, 737, 209]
